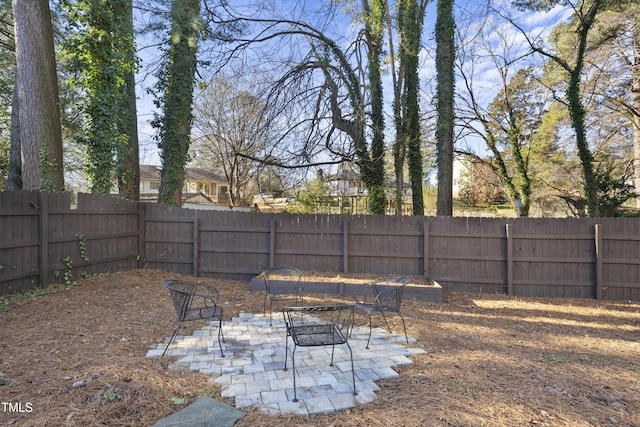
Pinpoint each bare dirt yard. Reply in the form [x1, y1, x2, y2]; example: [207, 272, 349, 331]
[1, 269, 639, 426]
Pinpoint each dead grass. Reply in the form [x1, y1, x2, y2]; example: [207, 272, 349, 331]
[1, 269, 639, 426]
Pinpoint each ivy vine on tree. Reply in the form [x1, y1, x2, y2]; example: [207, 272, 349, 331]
[153, 0, 201, 207]
[62, 0, 138, 196]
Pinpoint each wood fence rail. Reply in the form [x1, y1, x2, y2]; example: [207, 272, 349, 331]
[1, 191, 638, 301]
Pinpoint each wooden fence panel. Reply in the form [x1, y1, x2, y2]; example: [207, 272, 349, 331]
[273, 214, 344, 273]
[0, 190, 40, 293]
[0, 191, 140, 294]
[600, 219, 640, 300]
[511, 219, 596, 298]
[3, 191, 640, 301]
[427, 217, 508, 294]
[348, 215, 423, 276]
[144, 203, 196, 276]
[197, 210, 271, 278]
[46, 192, 140, 284]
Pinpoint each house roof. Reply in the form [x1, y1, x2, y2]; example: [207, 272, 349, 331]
[139, 165, 161, 180]
[139, 165, 226, 184]
[186, 167, 226, 183]
[327, 169, 361, 182]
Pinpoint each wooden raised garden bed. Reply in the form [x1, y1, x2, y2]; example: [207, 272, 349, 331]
[251, 272, 442, 303]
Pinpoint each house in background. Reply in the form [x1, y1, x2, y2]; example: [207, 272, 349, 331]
[139, 165, 231, 208]
[323, 163, 413, 215]
[325, 165, 367, 198]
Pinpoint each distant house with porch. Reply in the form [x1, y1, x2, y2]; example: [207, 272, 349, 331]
[326, 165, 367, 197]
[138, 165, 231, 208]
[323, 163, 413, 214]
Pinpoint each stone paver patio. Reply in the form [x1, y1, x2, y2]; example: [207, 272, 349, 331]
[147, 312, 425, 416]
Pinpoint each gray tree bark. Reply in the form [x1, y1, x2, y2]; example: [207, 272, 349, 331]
[12, 0, 64, 191]
[7, 77, 21, 190]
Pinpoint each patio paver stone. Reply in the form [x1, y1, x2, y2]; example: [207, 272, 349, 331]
[148, 312, 425, 415]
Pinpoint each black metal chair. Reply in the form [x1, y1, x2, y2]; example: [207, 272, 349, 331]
[162, 279, 225, 357]
[261, 266, 304, 325]
[354, 277, 410, 348]
[282, 305, 357, 402]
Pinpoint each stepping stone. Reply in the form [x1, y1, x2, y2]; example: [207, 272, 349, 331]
[152, 397, 245, 427]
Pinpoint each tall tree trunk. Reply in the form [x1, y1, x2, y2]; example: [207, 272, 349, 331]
[394, 0, 427, 216]
[402, 0, 426, 216]
[632, 17, 640, 208]
[158, 0, 200, 206]
[117, 0, 140, 200]
[363, 0, 386, 215]
[435, 0, 455, 216]
[565, 0, 601, 217]
[386, 0, 404, 215]
[12, 0, 64, 191]
[7, 77, 21, 190]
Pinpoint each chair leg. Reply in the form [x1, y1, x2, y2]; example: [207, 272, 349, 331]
[263, 295, 268, 317]
[217, 317, 225, 358]
[162, 321, 183, 357]
[398, 313, 408, 343]
[365, 316, 373, 349]
[380, 312, 409, 343]
[346, 341, 357, 396]
[291, 346, 298, 402]
[380, 311, 393, 333]
[283, 334, 290, 371]
[329, 342, 336, 366]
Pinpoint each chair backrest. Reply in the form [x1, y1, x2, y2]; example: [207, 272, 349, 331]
[372, 277, 410, 313]
[163, 280, 200, 321]
[283, 305, 353, 337]
[263, 266, 304, 295]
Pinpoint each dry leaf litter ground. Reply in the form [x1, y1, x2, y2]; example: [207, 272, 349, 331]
[1, 269, 639, 426]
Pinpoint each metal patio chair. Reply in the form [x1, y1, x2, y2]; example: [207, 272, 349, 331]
[354, 276, 410, 348]
[162, 279, 225, 357]
[282, 305, 357, 402]
[261, 266, 304, 325]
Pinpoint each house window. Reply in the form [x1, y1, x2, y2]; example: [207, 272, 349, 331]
[150, 181, 159, 190]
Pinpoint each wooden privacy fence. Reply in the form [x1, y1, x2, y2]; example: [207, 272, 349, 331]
[0, 191, 141, 294]
[1, 191, 639, 301]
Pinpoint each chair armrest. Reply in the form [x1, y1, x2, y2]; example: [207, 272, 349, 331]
[191, 283, 221, 306]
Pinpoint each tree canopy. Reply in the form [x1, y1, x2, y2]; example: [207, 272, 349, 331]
[1, 0, 639, 217]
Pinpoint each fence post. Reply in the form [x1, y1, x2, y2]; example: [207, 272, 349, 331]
[38, 191, 49, 289]
[137, 202, 146, 269]
[269, 219, 276, 268]
[594, 223, 603, 299]
[343, 220, 349, 273]
[423, 221, 429, 277]
[193, 211, 200, 277]
[506, 223, 513, 296]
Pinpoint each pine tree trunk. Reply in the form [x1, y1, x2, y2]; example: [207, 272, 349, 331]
[12, 0, 64, 191]
[7, 78, 22, 190]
